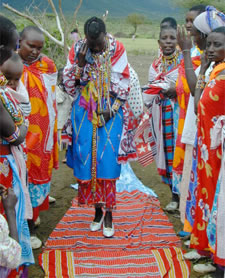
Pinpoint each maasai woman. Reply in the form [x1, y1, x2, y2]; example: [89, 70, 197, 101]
[181, 6, 224, 270]
[190, 26, 225, 275]
[175, 4, 206, 223]
[63, 17, 134, 237]
[142, 26, 182, 211]
[18, 26, 58, 248]
[0, 15, 34, 277]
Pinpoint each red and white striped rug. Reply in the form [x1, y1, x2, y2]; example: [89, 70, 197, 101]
[39, 190, 190, 277]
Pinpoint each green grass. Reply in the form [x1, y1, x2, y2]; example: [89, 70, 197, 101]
[119, 38, 158, 55]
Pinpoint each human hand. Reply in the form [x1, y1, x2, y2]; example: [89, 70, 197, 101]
[200, 52, 211, 74]
[0, 185, 7, 198]
[177, 25, 192, 52]
[78, 42, 88, 67]
[161, 88, 177, 99]
[2, 188, 17, 212]
[102, 110, 112, 123]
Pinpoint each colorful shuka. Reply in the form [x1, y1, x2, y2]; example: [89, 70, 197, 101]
[190, 63, 225, 253]
[142, 51, 182, 191]
[175, 46, 202, 223]
[182, 64, 214, 232]
[21, 56, 58, 221]
[0, 73, 34, 269]
[173, 51, 201, 175]
[207, 116, 225, 266]
[63, 34, 135, 209]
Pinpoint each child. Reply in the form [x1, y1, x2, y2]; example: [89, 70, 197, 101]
[1, 52, 31, 118]
[18, 25, 58, 248]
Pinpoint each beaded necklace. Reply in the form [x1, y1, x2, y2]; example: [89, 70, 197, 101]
[90, 37, 112, 115]
[161, 50, 180, 73]
[87, 37, 112, 193]
[0, 72, 8, 87]
[0, 73, 23, 125]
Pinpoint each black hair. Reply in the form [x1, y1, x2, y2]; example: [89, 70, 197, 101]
[20, 25, 44, 40]
[84, 17, 106, 39]
[159, 26, 177, 38]
[0, 16, 17, 47]
[211, 26, 225, 35]
[0, 16, 17, 65]
[160, 17, 177, 30]
[189, 5, 206, 15]
[71, 28, 78, 33]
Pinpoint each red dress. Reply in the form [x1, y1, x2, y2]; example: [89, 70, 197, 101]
[190, 63, 225, 251]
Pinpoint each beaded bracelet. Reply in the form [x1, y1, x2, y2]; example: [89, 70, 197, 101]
[196, 74, 206, 89]
[198, 74, 205, 81]
[3, 125, 20, 143]
[196, 80, 206, 89]
[74, 64, 83, 78]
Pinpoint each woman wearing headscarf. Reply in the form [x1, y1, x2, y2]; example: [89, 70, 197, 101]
[177, 7, 225, 274]
[190, 24, 225, 275]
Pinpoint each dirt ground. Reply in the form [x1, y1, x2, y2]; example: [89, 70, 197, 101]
[28, 56, 205, 278]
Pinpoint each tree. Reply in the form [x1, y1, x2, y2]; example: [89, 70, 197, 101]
[3, 0, 83, 59]
[173, 0, 225, 12]
[126, 13, 145, 35]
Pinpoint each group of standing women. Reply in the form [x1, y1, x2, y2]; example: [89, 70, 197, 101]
[0, 16, 58, 277]
[61, 8, 225, 276]
[0, 4, 225, 278]
[140, 5, 225, 276]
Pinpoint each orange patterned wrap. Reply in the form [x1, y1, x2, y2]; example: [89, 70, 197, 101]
[21, 56, 58, 184]
[173, 56, 201, 174]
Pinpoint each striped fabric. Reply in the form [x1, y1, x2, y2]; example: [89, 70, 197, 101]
[161, 99, 174, 186]
[39, 191, 190, 277]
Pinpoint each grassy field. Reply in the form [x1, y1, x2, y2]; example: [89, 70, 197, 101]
[120, 38, 158, 56]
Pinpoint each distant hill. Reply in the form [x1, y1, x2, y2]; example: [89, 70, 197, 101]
[2, 0, 185, 19]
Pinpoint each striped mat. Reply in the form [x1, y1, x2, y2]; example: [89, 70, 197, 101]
[39, 190, 190, 277]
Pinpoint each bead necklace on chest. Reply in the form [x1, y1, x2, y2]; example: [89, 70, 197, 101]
[89, 38, 112, 113]
[161, 50, 179, 73]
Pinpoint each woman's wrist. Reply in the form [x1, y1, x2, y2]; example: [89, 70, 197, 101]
[3, 125, 21, 143]
[182, 49, 191, 52]
[5, 207, 16, 216]
[199, 67, 208, 75]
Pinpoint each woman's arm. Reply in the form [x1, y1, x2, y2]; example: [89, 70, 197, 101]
[2, 188, 19, 242]
[194, 53, 211, 114]
[177, 25, 197, 96]
[0, 101, 27, 146]
[63, 41, 86, 96]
